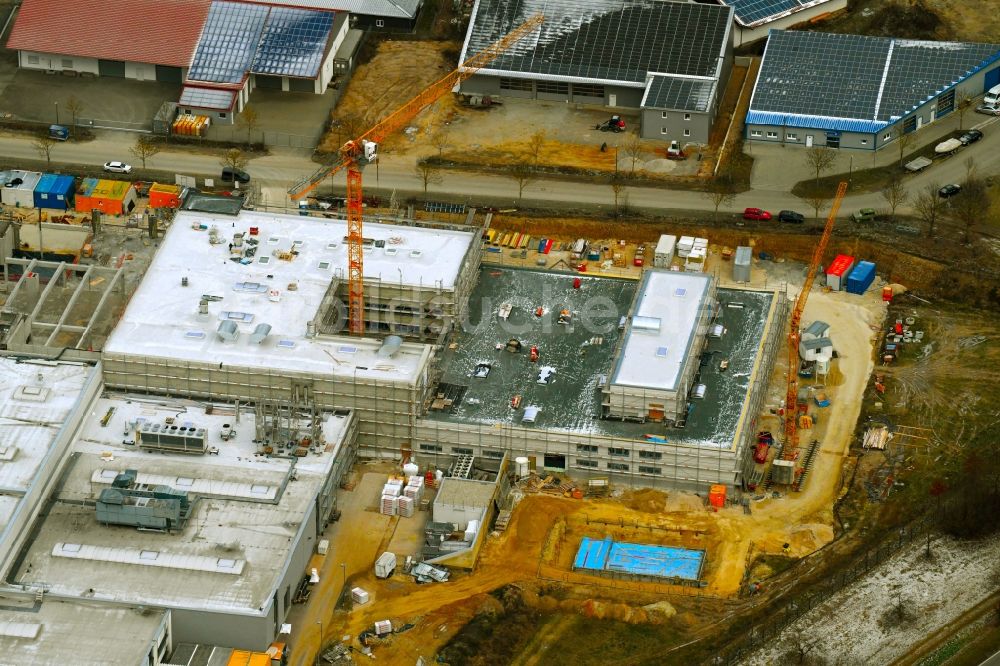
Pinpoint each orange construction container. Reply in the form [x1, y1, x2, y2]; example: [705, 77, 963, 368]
[148, 182, 182, 209]
[708, 484, 726, 508]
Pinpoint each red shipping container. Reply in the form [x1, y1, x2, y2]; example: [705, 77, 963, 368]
[825, 254, 855, 291]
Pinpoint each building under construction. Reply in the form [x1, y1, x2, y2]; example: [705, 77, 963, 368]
[0, 202, 788, 495]
[88, 206, 786, 492]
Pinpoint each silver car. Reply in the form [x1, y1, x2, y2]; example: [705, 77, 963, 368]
[103, 161, 133, 174]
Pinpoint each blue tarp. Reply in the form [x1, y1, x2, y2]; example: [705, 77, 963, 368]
[573, 537, 704, 581]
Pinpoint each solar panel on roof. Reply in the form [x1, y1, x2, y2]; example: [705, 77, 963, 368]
[188, 1, 269, 84]
[179, 87, 235, 110]
[252, 7, 334, 78]
[750, 31, 1000, 123]
[644, 75, 715, 112]
[464, 0, 731, 84]
[724, 0, 800, 26]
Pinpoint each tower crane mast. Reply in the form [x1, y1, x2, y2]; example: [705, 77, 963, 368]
[288, 15, 544, 335]
[783, 181, 849, 466]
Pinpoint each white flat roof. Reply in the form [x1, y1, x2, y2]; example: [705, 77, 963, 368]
[0, 596, 165, 666]
[102, 209, 460, 382]
[0, 358, 92, 543]
[13, 393, 353, 614]
[612, 270, 713, 392]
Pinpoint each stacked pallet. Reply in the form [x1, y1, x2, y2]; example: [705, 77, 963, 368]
[863, 425, 890, 450]
[379, 494, 398, 516]
[398, 495, 415, 517]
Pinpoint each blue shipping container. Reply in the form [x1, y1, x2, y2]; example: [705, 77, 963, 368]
[846, 261, 876, 295]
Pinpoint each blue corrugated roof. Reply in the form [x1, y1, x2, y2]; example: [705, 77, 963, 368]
[745, 110, 889, 134]
[35, 173, 75, 195]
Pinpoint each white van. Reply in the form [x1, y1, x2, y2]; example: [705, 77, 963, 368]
[984, 84, 1000, 106]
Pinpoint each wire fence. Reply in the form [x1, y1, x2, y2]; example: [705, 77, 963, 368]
[714, 513, 936, 665]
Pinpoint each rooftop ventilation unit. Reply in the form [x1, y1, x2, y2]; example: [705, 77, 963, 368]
[217, 320, 239, 342]
[137, 422, 208, 454]
[377, 335, 403, 358]
[250, 323, 272, 344]
[96, 470, 194, 531]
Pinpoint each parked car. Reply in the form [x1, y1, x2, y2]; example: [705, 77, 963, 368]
[975, 104, 1000, 116]
[103, 161, 132, 174]
[743, 207, 772, 221]
[852, 208, 877, 223]
[938, 184, 962, 198]
[778, 210, 805, 224]
[959, 129, 983, 145]
[221, 166, 251, 184]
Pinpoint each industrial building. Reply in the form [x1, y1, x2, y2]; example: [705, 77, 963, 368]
[11, 388, 358, 649]
[458, 0, 734, 143]
[330, 0, 425, 31]
[7, 0, 350, 124]
[0, 595, 171, 666]
[0, 358, 100, 580]
[746, 30, 1000, 149]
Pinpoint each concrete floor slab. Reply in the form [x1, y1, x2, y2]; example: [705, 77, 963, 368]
[429, 266, 776, 448]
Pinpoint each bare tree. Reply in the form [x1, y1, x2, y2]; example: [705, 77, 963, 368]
[220, 148, 249, 172]
[880, 176, 908, 220]
[803, 193, 831, 221]
[526, 130, 546, 166]
[414, 160, 442, 194]
[237, 105, 260, 146]
[430, 129, 451, 158]
[508, 163, 537, 202]
[623, 135, 645, 174]
[912, 182, 945, 237]
[787, 634, 822, 665]
[32, 135, 56, 167]
[129, 135, 161, 169]
[896, 131, 916, 167]
[964, 155, 977, 181]
[956, 92, 975, 130]
[610, 174, 628, 217]
[804, 146, 836, 187]
[64, 95, 84, 135]
[703, 178, 736, 220]
[950, 177, 989, 244]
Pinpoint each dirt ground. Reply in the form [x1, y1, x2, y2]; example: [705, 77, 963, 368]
[319, 41, 457, 154]
[913, 0, 1000, 41]
[319, 41, 704, 177]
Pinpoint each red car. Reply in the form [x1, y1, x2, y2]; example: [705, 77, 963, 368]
[743, 207, 772, 221]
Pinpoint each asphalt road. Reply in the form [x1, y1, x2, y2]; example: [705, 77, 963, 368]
[983, 647, 1000, 666]
[3, 117, 998, 217]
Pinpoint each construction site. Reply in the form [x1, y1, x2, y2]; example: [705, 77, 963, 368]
[3, 3, 999, 665]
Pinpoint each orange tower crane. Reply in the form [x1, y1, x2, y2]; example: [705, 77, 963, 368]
[782, 181, 849, 462]
[287, 14, 545, 335]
